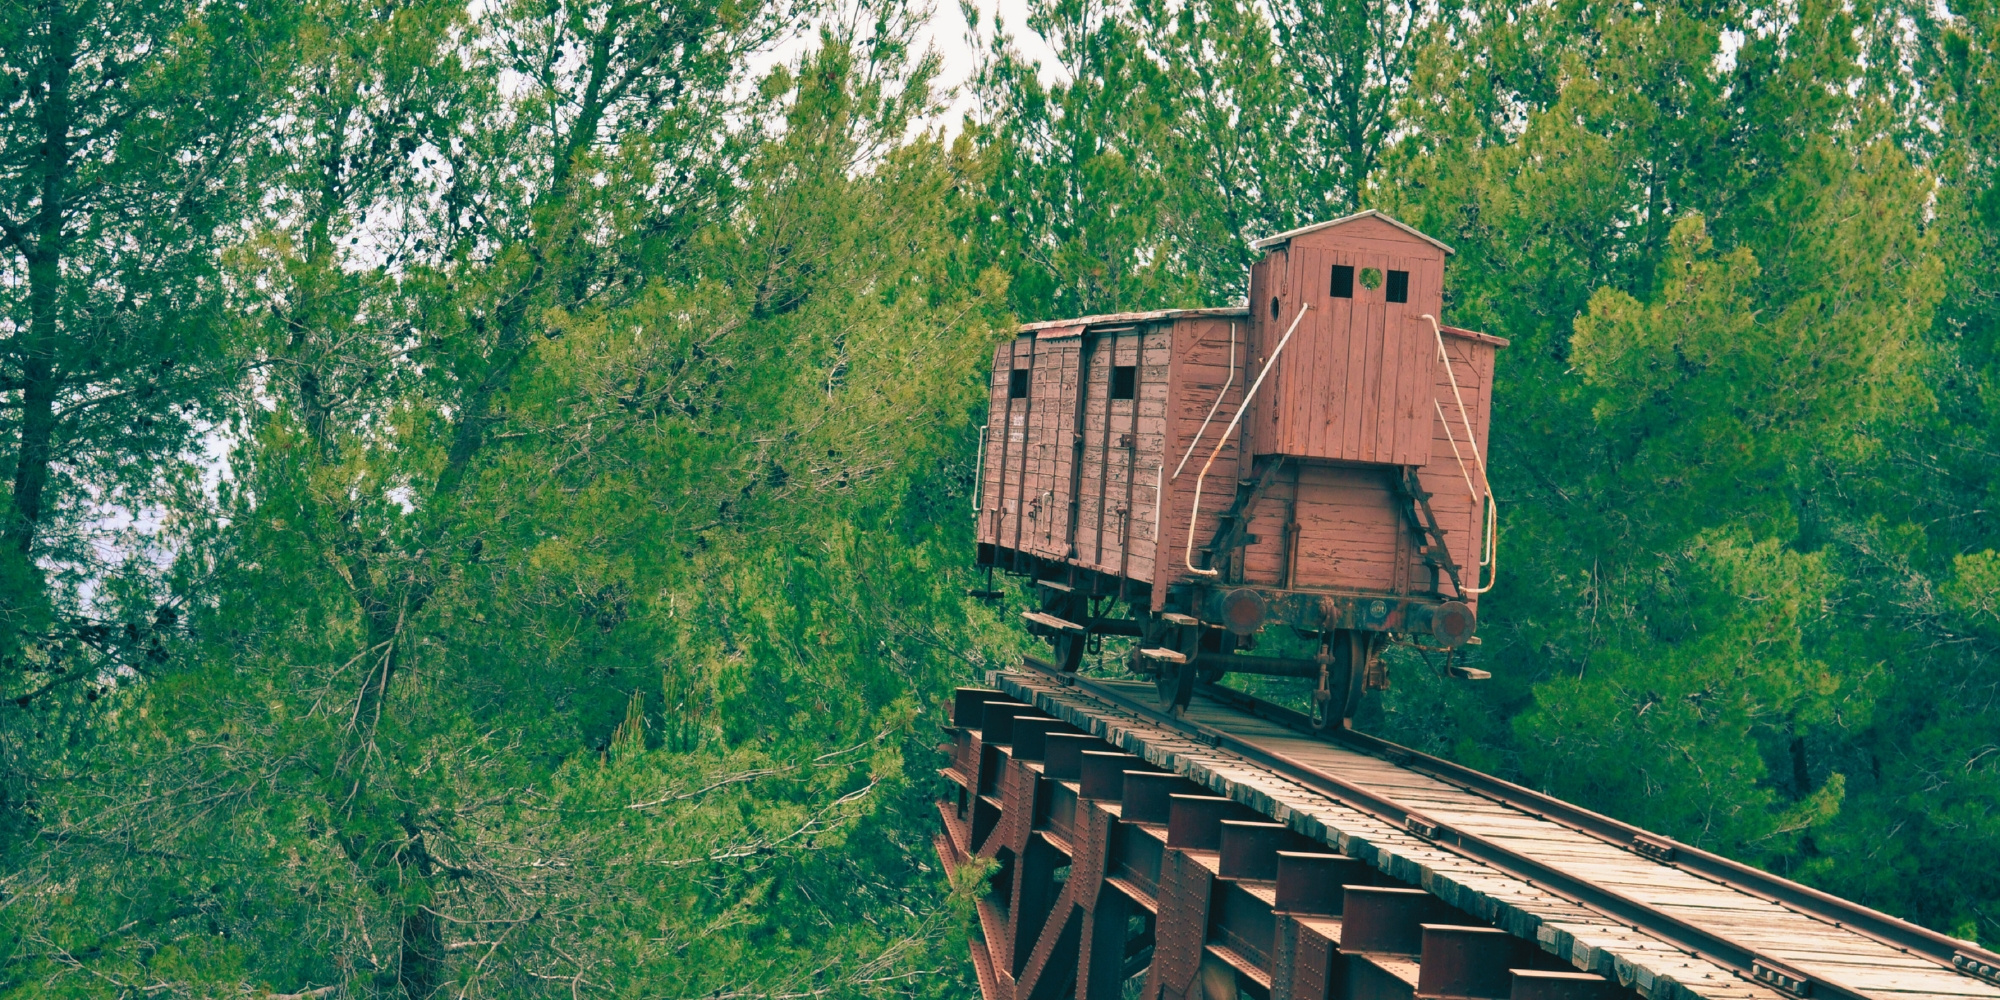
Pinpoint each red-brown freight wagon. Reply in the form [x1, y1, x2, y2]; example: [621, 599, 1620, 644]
[972, 211, 1504, 727]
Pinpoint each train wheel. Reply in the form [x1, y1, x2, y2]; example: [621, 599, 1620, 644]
[1041, 589, 1088, 672]
[1052, 632, 1086, 672]
[1158, 658, 1196, 715]
[1156, 617, 1200, 711]
[1311, 630, 1365, 733]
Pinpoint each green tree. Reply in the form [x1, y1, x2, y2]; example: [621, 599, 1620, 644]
[0, 0, 295, 856]
[3, 5, 1022, 998]
[1267, 0, 1415, 213]
[967, 0, 1189, 316]
[8, 0, 2000, 989]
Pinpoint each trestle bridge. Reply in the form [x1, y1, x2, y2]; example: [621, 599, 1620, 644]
[935, 658, 2000, 1000]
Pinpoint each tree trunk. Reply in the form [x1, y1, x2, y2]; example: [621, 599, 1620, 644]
[5, 3, 75, 558]
[396, 822, 445, 1000]
[1789, 731, 1812, 797]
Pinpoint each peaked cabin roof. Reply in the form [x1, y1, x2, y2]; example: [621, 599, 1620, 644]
[1249, 209, 1455, 255]
[1016, 305, 1249, 337]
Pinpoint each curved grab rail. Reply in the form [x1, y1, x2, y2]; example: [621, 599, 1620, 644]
[1424, 314, 1497, 595]
[1184, 305, 1312, 577]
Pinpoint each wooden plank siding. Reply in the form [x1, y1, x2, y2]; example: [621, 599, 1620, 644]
[980, 335, 1037, 554]
[1255, 215, 1445, 468]
[977, 314, 1500, 607]
[1022, 333, 1081, 561]
[1148, 317, 1250, 608]
[1070, 328, 1172, 584]
[1240, 465, 1408, 594]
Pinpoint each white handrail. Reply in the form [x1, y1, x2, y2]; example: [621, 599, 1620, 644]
[1423, 314, 1498, 595]
[1434, 398, 1480, 502]
[971, 424, 988, 515]
[1173, 323, 1237, 479]
[1152, 461, 1163, 551]
[1425, 315, 1487, 484]
[1184, 304, 1312, 576]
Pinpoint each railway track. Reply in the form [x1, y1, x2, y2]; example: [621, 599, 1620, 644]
[935, 657, 2000, 1000]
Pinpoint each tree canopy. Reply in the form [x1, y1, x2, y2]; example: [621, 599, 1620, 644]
[0, 0, 1997, 995]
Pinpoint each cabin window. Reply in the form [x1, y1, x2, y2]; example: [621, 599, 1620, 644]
[1386, 269, 1410, 303]
[1110, 365, 1137, 400]
[1270, 296, 1281, 318]
[1330, 265, 1354, 298]
[1009, 368, 1030, 398]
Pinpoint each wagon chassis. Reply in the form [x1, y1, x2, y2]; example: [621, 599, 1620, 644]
[976, 538, 1478, 724]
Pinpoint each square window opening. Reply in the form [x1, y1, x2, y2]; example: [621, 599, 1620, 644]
[1330, 265, 1354, 299]
[1386, 269, 1409, 303]
[1110, 365, 1137, 400]
[1009, 368, 1030, 398]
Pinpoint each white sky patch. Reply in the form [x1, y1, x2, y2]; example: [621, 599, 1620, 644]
[745, 0, 1065, 138]
[912, 0, 1069, 135]
[386, 483, 417, 513]
[1716, 27, 1745, 73]
[922, 0, 981, 134]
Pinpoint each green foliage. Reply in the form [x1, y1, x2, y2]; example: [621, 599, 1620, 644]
[1512, 530, 1862, 854]
[0, 0, 297, 821]
[1368, 0, 1998, 939]
[2, 1, 1016, 995]
[5, 0, 2000, 993]
[1944, 551, 2000, 634]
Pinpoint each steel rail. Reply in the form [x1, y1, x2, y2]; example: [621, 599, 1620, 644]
[1010, 657, 2000, 1000]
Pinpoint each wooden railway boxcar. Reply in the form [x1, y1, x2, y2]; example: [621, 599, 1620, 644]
[974, 211, 1504, 725]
